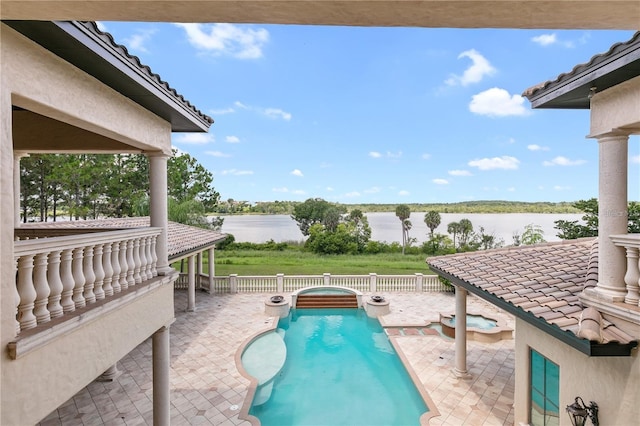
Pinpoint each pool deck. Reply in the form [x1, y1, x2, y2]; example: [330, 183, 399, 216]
[39, 291, 515, 426]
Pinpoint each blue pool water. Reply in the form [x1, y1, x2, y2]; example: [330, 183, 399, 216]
[248, 308, 428, 426]
[443, 314, 497, 330]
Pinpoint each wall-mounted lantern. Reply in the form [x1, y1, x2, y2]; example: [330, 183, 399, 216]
[566, 397, 599, 426]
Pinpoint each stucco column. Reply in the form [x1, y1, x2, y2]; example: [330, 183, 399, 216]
[594, 132, 629, 301]
[453, 286, 471, 379]
[148, 152, 172, 275]
[152, 325, 170, 426]
[208, 247, 215, 294]
[14, 152, 29, 227]
[187, 255, 196, 312]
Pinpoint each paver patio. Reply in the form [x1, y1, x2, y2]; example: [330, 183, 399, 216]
[39, 290, 515, 426]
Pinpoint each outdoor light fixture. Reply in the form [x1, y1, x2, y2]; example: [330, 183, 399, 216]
[566, 397, 599, 426]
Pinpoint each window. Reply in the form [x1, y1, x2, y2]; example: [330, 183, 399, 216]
[530, 349, 559, 426]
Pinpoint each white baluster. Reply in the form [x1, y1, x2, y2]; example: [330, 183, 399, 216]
[82, 245, 96, 304]
[60, 249, 75, 313]
[93, 243, 105, 300]
[17, 254, 38, 330]
[47, 250, 64, 318]
[32, 253, 51, 324]
[102, 242, 114, 297]
[14, 256, 21, 335]
[111, 242, 122, 294]
[133, 238, 142, 284]
[119, 240, 129, 291]
[126, 239, 135, 287]
[72, 247, 86, 308]
[623, 246, 640, 305]
[151, 235, 158, 277]
[144, 236, 153, 279]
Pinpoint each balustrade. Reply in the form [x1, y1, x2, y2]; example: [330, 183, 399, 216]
[201, 272, 448, 294]
[13, 228, 161, 336]
[610, 234, 640, 307]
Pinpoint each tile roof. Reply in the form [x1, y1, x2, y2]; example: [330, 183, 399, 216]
[79, 21, 214, 128]
[427, 238, 637, 356]
[522, 31, 640, 109]
[19, 217, 227, 260]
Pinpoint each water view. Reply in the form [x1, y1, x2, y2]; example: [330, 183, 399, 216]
[217, 212, 583, 244]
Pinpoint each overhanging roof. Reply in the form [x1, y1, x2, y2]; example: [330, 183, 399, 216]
[3, 20, 214, 132]
[427, 239, 638, 356]
[523, 31, 640, 109]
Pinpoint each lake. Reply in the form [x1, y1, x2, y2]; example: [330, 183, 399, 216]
[216, 212, 583, 245]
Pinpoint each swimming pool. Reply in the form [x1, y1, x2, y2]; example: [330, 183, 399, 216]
[244, 308, 429, 426]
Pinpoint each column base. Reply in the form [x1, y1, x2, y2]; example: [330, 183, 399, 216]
[583, 286, 626, 303]
[96, 364, 120, 382]
[452, 367, 472, 380]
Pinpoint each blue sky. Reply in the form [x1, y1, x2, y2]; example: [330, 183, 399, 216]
[100, 23, 639, 204]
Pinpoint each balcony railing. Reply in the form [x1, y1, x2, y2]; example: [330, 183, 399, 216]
[610, 233, 640, 307]
[201, 272, 450, 294]
[13, 228, 161, 336]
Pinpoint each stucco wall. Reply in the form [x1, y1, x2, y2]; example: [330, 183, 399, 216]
[1, 23, 177, 424]
[2, 283, 175, 425]
[514, 318, 639, 426]
[590, 75, 640, 137]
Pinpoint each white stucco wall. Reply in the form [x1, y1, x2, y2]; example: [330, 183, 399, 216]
[1, 24, 177, 424]
[590, 75, 640, 137]
[514, 318, 639, 426]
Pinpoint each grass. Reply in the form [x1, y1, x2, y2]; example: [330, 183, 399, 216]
[209, 249, 434, 276]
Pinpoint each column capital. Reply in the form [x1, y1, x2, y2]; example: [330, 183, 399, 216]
[588, 129, 630, 141]
[14, 151, 30, 160]
[145, 150, 172, 159]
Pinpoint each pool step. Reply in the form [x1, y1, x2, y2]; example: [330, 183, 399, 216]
[296, 294, 358, 309]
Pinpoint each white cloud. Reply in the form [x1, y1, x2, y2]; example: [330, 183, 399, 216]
[543, 156, 586, 166]
[264, 108, 292, 121]
[272, 187, 289, 192]
[326, 187, 334, 191]
[225, 136, 240, 143]
[468, 156, 520, 170]
[291, 169, 304, 177]
[398, 190, 410, 196]
[174, 23, 269, 59]
[527, 144, 550, 151]
[469, 88, 530, 117]
[531, 33, 580, 48]
[220, 169, 253, 176]
[630, 155, 640, 164]
[96, 22, 108, 32]
[554, 185, 572, 191]
[507, 187, 516, 192]
[386, 151, 402, 158]
[211, 107, 235, 115]
[124, 28, 157, 53]
[345, 191, 361, 198]
[422, 153, 431, 160]
[234, 101, 250, 109]
[205, 150, 231, 158]
[364, 187, 381, 194]
[532, 33, 557, 46]
[292, 190, 306, 195]
[448, 170, 472, 176]
[369, 151, 382, 158]
[507, 137, 516, 144]
[445, 49, 496, 86]
[174, 133, 214, 145]
[433, 178, 449, 185]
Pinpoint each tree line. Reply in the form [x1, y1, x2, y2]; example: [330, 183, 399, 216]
[19, 151, 223, 229]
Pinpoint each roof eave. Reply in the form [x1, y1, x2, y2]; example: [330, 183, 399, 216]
[429, 263, 638, 357]
[3, 20, 213, 132]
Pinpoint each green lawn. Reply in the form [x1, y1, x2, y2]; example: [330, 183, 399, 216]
[207, 249, 434, 276]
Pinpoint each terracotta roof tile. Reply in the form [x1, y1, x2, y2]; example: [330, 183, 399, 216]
[427, 238, 637, 349]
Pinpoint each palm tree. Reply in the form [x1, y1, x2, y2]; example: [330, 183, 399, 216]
[424, 211, 441, 238]
[447, 221, 461, 251]
[395, 204, 411, 254]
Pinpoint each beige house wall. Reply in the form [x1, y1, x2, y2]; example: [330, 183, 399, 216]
[590, 75, 640, 137]
[514, 318, 639, 426]
[1, 23, 177, 424]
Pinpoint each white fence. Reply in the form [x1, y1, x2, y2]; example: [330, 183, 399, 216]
[204, 273, 451, 294]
